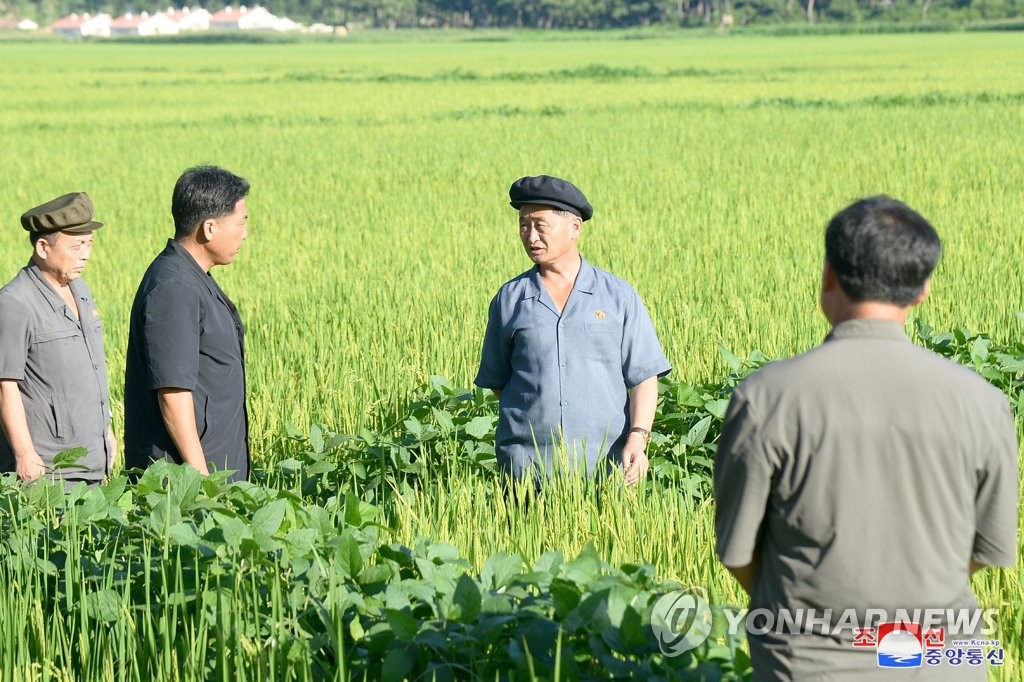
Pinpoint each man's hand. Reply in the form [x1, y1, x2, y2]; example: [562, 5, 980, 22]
[621, 432, 650, 485]
[16, 449, 46, 482]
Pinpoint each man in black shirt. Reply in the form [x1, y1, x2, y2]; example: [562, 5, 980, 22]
[124, 166, 251, 482]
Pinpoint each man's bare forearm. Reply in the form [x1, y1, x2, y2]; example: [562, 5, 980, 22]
[726, 557, 760, 596]
[156, 388, 209, 475]
[628, 375, 658, 432]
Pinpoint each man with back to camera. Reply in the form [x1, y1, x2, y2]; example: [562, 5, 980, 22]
[714, 196, 1018, 680]
[124, 166, 251, 482]
[475, 175, 672, 490]
[0, 192, 116, 486]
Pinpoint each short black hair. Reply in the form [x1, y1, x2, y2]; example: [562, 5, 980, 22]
[171, 165, 250, 240]
[825, 196, 941, 307]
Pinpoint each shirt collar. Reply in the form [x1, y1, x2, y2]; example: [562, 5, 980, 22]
[165, 239, 218, 297]
[522, 256, 596, 300]
[825, 318, 910, 343]
[24, 261, 90, 322]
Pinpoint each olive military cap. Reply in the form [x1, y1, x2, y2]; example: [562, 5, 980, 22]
[509, 175, 593, 222]
[21, 192, 103, 235]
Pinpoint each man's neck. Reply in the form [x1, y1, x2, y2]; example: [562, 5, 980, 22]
[828, 301, 910, 328]
[177, 238, 214, 273]
[31, 256, 70, 292]
[537, 252, 582, 283]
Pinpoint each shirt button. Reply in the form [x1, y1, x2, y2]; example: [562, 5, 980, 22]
[560, 400, 568, 407]
[560, 360, 566, 366]
[558, 323, 565, 329]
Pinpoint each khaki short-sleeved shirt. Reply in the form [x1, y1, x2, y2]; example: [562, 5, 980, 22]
[714, 319, 1019, 681]
[475, 258, 671, 482]
[0, 263, 111, 480]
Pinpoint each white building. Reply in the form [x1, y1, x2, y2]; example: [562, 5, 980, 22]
[209, 6, 279, 30]
[273, 16, 301, 31]
[165, 6, 212, 31]
[49, 13, 112, 38]
[110, 11, 181, 36]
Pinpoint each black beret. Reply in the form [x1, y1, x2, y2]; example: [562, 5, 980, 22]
[21, 192, 103, 235]
[509, 175, 593, 222]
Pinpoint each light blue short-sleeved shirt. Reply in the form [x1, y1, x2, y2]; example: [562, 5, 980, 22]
[475, 257, 671, 482]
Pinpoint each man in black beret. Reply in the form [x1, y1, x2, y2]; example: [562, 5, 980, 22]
[475, 175, 671, 490]
[0, 192, 116, 485]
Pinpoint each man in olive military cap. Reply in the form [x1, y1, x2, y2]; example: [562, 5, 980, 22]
[0, 192, 116, 484]
[475, 175, 671, 490]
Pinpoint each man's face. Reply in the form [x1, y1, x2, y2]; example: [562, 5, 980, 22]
[37, 231, 95, 285]
[518, 205, 580, 266]
[207, 198, 248, 266]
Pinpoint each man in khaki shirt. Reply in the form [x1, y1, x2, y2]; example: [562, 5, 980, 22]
[714, 196, 1018, 681]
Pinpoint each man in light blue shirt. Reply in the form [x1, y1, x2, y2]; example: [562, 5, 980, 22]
[475, 175, 671, 488]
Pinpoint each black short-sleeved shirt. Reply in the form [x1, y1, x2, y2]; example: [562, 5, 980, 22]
[124, 240, 249, 482]
[0, 263, 111, 480]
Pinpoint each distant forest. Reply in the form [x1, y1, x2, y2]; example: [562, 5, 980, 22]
[8, 0, 1024, 29]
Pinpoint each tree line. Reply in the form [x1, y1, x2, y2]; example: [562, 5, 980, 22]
[8, 0, 1023, 29]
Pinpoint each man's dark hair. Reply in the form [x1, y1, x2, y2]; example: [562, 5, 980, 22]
[825, 196, 942, 307]
[171, 165, 250, 240]
[28, 232, 58, 248]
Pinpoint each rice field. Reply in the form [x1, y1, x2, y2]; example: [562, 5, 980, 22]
[0, 30, 1021, 680]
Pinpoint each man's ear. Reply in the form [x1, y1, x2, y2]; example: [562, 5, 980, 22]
[570, 215, 582, 239]
[911, 279, 931, 307]
[199, 219, 216, 243]
[34, 238, 49, 260]
[821, 259, 838, 291]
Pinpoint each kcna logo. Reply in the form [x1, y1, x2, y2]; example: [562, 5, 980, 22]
[650, 588, 713, 657]
[854, 622, 942, 668]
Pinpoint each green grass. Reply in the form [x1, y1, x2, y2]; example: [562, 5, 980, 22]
[0, 31, 1021, 680]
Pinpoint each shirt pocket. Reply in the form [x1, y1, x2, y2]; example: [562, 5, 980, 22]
[33, 327, 81, 344]
[585, 320, 621, 364]
[45, 395, 73, 442]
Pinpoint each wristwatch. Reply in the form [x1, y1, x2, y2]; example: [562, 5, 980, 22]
[629, 427, 651, 446]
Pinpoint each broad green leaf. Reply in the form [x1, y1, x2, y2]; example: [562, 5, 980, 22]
[431, 407, 455, 434]
[403, 417, 423, 439]
[384, 609, 420, 641]
[167, 522, 199, 547]
[620, 605, 647, 649]
[718, 345, 742, 372]
[550, 579, 581, 618]
[251, 499, 287, 546]
[481, 552, 522, 590]
[334, 531, 363, 578]
[381, 647, 414, 681]
[561, 543, 601, 585]
[464, 416, 493, 439]
[704, 399, 730, 420]
[686, 416, 713, 447]
[52, 447, 89, 472]
[533, 550, 563, 576]
[284, 528, 319, 557]
[451, 574, 482, 623]
[83, 589, 121, 623]
[309, 424, 325, 454]
[213, 512, 251, 551]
